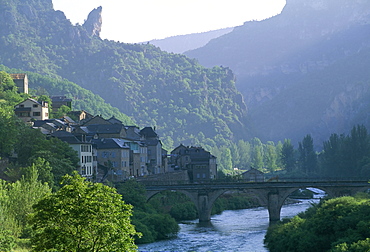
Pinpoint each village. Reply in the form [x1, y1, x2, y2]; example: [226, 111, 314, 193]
[11, 73, 264, 184]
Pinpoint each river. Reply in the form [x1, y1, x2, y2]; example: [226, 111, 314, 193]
[138, 192, 323, 252]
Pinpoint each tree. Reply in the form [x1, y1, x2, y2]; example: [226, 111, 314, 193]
[0, 166, 50, 241]
[264, 141, 278, 172]
[251, 137, 264, 169]
[281, 139, 296, 172]
[298, 134, 318, 175]
[53, 104, 71, 119]
[0, 106, 19, 156]
[265, 196, 370, 252]
[237, 140, 251, 169]
[0, 71, 17, 92]
[29, 172, 140, 252]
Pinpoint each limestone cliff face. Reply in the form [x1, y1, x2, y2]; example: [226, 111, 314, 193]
[83, 6, 102, 37]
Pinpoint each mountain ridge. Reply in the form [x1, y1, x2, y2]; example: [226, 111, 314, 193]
[0, 0, 249, 149]
[147, 27, 234, 54]
[185, 0, 370, 146]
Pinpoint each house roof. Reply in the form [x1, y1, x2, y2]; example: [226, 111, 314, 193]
[51, 95, 72, 102]
[10, 73, 27, 80]
[51, 131, 84, 144]
[242, 168, 264, 175]
[14, 98, 47, 108]
[84, 124, 126, 135]
[140, 127, 158, 138]
[92, 138, 129, 150]
[143, 139, 161, 146]
[125, 126, 141, 141]
[33, 119, 68, 129]
[108, 116, 123, 125]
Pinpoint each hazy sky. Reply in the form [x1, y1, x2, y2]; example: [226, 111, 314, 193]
[52, 0, 286, 43]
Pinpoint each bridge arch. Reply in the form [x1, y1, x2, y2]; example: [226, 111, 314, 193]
[144, 181, 370, 223]
[146, 189, 229, 222]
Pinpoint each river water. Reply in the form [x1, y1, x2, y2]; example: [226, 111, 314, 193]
[138, 195, 322, 252]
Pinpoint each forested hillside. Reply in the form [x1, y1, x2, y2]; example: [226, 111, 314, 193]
[185, 0, 370, 147]
[0, 0, 249, 150]
[0, 65, 134, 124]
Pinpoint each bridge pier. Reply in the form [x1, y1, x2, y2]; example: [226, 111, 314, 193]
[145, 181, 370, 224]
[267, 192, 281, 222]
[198, 193, 211, 222]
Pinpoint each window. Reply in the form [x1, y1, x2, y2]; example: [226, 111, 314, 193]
[111, 152, 116, 158]
[33, 112, 41, 116]
[33, 104, 38, 108]
[81, 145, 91, 152]
[19, 112, 30, 117]
[81, 166, 86, 175]
[19, 104, 24, 108]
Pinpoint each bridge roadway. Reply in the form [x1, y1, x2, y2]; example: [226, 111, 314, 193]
[143, 180, 370, 222]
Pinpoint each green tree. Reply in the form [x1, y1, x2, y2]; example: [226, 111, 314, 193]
[265, 196, 370, 252]
[0, 166, 50, 240]
[0, 106, 19, 156]
[251, 137, 264, 169]
[0, 229, 16, 252]
[237, 140, 251, 169]
[7, 165, 51, 238]
[298, 134, 318, 175]
[52, 104, 71, 118]
[0, 71, 17, 93]
[264, 141, 278, 172]
[321, 133, 345, 177]
[281, 139, 296, 172]
[29, 172, 139, 252]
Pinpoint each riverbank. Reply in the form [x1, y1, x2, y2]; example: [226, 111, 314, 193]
[138, 199, 319, 252]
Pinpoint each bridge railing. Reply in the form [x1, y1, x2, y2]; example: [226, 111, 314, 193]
[138, 177, 369, 187]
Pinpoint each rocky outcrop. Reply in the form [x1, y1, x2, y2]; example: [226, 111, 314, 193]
[83, 6, 102, 37]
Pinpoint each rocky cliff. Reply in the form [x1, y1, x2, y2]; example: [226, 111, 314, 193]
[83, 6, 103, 37]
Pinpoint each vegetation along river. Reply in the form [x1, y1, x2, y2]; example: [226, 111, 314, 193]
[138, 191, 324, 252]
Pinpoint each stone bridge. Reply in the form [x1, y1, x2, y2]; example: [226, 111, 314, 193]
[144, 180, 370, 222]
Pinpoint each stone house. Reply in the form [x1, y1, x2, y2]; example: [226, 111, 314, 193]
[140, 127, 166, 175]
[51, 95, 72, 112]
[92, 138, 131, 181]
[241, 168, 264, 182]
[68, 110, 94, 124]
[170, 144, 217, 182]
[51, 131, 94, 181]
[14, 98, 49, 122]
[10, 73, 28, 94]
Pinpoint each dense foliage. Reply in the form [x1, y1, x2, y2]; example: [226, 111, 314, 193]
[116, 180, 180, 244]
[0, 167, 51, 251]
[0, 0, 249, 150]
[264, 195, 370, 252]
[0, 71, 79, 188]
[0, 64, 134, 124]
[29, 172, 139, 252]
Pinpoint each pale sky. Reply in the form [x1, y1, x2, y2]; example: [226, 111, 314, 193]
[52, 0, 286, 43]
